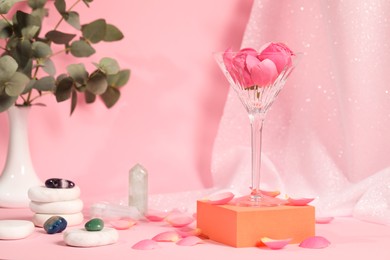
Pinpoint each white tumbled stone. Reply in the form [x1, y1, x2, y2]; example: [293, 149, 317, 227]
[28, 185, 81, 202]
[64, 228, 119, 247]
[33, 212, 84, 227]
[0, 220, 35, 240]
[30, 199, 83, 214]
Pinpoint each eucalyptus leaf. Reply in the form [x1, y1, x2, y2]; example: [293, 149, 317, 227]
[21, 59, 33, 77]
[104, 24, 124, 42]
[107, 69, 130, 87]
[0, 94, 17, 112]
[32, 41, 52, 58]
[100, 86, 120, 108]
[86, 70, 107, 95]
[65, 11, 81, 30]
[4, 71, 30, 96]
[45, 30, 76, 44]
[42, 58, 56, 76]
[0, 20, 12, 39]
[31, 7, 48, 20]
[22, 79, 36, 94]
[82, 0, 93, 7]
[67, 63, 88, 84]
[54, 0, 66, 14]
[98, 57, 119, 75]
[82, 19, 106, 43]
[55, 76, 73, 102]
[0, 55, 18, 82]
[28, 0, 47, 9]
[70, 89, 77, 115]
[16, 10, 41, 28]
[21, 25, 40, 39]
[70, 40, 96, 57]
[85, 90, 96, 103]
[0, 0, 23, 14]
[34, 76, 55, 91]
[16, 39, 32, 68]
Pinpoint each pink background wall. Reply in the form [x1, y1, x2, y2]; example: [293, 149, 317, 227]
[0, 0, 253, 202]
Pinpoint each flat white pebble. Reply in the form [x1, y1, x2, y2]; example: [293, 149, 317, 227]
[0, 220, 34, 240]
[28, 185, 81, 202]
[33, 212, 84, 227]
[30, 199, 83, 214]
[64, 228, 118, 247]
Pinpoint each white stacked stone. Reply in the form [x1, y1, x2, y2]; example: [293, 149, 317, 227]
[28, 185, 84, 227]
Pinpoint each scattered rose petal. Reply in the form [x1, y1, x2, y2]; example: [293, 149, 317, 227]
[299, 236, 331, 249]
[207, 191, 234, 205]
[145, 209, 169, 222]
[315, 217, 334, 224]
[260, 190, 281, 198]
[260, 237, 292, 250]
[132, 239, 160, 250]
[110, 219, 136, 230]
[165, 213, 194, 227]
[177, 227, 202, 238]
[176, 236, 204, 246]
[287, 197, 314, 206]
[152, 231, 181, 242]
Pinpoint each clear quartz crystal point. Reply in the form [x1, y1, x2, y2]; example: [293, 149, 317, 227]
[128, 164, 148, 215]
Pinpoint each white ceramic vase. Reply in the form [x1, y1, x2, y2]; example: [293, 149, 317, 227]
[0, 106, 42, 208]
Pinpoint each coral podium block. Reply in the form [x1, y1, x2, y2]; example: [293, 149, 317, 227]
[197, 200, 315, 247]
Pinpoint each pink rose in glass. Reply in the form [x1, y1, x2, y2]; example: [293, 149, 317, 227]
[222, 43, 294, 89]
[258, 42, 294, 73]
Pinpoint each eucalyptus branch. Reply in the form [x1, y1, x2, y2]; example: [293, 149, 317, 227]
[0, 0, 129, 114]
[54, 0, 82, 30]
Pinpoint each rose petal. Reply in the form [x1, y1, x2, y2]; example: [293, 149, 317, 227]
[176, 236, 204, 246]
[109, 219, 136, 230]
[299, 236, 331, 249]
[165, 213, 194, 228]
[260, 190, 281, 198]
[152, 231, 181, 242]
[207, 191, 234, 205]
[177, 227, 202, 238]
[287, 197, 315, 206]
[145, 209, 169, 222]
[250, 59, 278, 86]
[315, 217, 334, 224]
[132, 239, 160, 250]
[260, 237, 292, 250]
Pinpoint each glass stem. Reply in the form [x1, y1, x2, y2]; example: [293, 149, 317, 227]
[249, 112, 265, 201]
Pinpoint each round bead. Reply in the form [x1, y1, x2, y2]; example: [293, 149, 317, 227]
[85, 218, 104, 231]
[43, 216, 67, 234]
[45, 178, 75, 189]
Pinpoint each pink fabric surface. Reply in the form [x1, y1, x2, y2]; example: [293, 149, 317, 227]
[212, 0, 390, 225]
[1, 208, 390, 260]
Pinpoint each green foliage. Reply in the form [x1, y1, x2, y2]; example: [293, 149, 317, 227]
[0, 0, 130, 114]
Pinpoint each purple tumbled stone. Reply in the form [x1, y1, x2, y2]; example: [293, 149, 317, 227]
[45, 178, 75, 189]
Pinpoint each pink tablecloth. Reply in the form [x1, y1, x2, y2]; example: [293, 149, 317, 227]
[1, 207, 390, 260]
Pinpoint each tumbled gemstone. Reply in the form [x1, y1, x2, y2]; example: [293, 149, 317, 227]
[85, 218, 104, 231]
[45, 178, 75, 189]
[44, 216, 67, 234]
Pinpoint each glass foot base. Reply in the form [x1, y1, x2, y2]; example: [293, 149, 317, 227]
[232, 195, 287, 207]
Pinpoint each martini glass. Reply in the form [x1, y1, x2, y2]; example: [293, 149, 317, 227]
[214, 51, 300, 206]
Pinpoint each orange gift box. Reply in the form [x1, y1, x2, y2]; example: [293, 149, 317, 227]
[197, 200, 315, 247]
